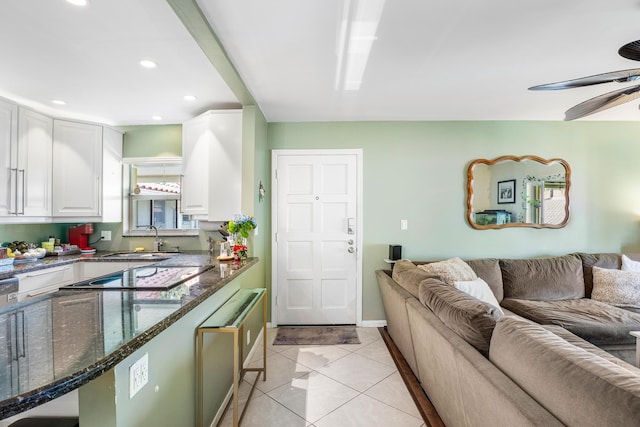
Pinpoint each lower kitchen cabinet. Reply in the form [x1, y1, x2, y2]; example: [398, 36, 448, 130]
[52, 292, 103, 377]
[0, 300, 53, 400]
[15, 264, 75, 301]
[81, 261, 154, 280]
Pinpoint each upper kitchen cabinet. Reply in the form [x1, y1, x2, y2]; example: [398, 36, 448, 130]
[52, 120, 123, 221]
[52, 120, 103, 218]
[0, 98, 18, 217]
[102, 127, 123, 223]
[0, 100, 53, 220]
[181, 109, 242, 221]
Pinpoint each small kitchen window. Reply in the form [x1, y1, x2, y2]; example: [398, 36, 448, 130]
[123, 158, 199, 236]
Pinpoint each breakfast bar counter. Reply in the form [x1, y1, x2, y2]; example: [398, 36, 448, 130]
[0, 253, 260, 425]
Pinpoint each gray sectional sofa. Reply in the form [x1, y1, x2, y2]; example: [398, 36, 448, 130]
[376, 253, 640, 426]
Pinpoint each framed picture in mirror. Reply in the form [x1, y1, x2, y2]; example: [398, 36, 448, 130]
[497, 179, 516, 204]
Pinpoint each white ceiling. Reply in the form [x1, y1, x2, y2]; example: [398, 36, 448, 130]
[0, 0, 239, 126]
[3, 0, 640, 125]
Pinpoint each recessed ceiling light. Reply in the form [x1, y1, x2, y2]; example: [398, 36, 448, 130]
[151, 116, 163, 121]
[183, 95, 197, 101]
[51, 99, 66, 105]
[66, 0, 88, 6]
[139, 59, 158, 69]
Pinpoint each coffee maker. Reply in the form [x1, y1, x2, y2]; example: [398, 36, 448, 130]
[68, 223, 94, 249]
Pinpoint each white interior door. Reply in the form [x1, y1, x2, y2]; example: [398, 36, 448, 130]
[272, 150, 362, 325]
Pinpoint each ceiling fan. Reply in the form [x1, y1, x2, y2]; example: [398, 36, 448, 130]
[529, 40, 640, 120]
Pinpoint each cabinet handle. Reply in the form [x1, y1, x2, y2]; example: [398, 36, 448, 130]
[18, 310, 25, 358]
[18, 169, 25, 215]
[10, 313, 18, 361]
[9, 168, 18, 215]
[27, 286, 61, 298]
[96, 176, 101, 215]
[24, 266, 71, 277]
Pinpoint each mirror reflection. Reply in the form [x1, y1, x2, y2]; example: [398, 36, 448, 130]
[467, 155, 571, 229]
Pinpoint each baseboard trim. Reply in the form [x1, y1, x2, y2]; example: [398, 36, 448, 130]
[361, 320, 387, 327]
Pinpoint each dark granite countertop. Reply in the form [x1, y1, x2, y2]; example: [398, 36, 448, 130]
[0, 252, 258, 419]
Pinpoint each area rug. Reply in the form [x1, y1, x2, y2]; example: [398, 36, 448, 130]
[273, 326, 360, 345]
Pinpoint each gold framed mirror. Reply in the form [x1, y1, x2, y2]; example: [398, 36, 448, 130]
[467, 155, 571, 229]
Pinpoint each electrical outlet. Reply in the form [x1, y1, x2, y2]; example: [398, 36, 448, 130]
[101, 230, 112, 241]
[400, 219, 408, 230]
[129, 353, 149, 398]
[247, 329, 251, 345]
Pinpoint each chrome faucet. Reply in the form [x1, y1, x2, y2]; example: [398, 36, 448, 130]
[148, 225, 163, 251]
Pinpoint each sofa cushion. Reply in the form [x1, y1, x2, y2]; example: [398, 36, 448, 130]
[417, 257, 477, 285]
[391, 259, 437, 298]
[592, 266, 640, 308]
[622, 254, 640, 272]
[490, 317, 640, 427]
[499, 254, 584, 300]
[500, 297, 640, 346]
[453, 278, 505, 316]
[574, 252, 620, 298]
[465, 258, 504, 302]
[541, 324, 640, 371]
[419, 277, 503, 356]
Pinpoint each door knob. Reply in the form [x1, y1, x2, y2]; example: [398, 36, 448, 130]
[348, 247, 355, 253]
[347, 239, 354, 245]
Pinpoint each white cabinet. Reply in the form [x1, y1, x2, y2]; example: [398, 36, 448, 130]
[0, 300, 53, 397]
[17, 108, 53, 217]
[0, 98, 18, 217]
[0, 102, 52, 219]
[81, 261, 154, 280]
[102, 127, 123, 223]
[15, 264, 75, 301]
[52, 120, 102, 217]
[181, 109, 242, 221]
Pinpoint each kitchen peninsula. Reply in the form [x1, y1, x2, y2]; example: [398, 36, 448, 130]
[0, 253, 262, 427]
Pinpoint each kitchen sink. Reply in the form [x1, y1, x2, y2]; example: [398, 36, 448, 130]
[101, 251, 180, 259]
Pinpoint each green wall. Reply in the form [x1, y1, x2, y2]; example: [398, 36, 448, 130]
[267, 120, 640, 321]
[119, 124, 182, 158]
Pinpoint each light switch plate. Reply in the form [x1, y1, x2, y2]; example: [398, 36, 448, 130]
[400, 219, 408, 230]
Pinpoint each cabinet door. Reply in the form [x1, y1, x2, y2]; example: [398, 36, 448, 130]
[18, 108, 52, 217]
[20, 300, 54, 390]
[0, 98, 18, 217]
[81, 262, 130, 280]
[0, 312, 14, 400]
[181, 110, 242, 220]
[52, 292, 103, 377]
[207, 110, 242, 221]
[102, 127, 123, 222]
[52, 120, 102, 217]
[181, 114, 211, 215]
[16, 264, 75, 300]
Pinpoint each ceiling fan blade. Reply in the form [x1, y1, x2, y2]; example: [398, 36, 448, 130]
[529, 68, 640, 90]
[564, 84, 640, 120]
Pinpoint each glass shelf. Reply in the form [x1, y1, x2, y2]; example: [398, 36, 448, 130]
[199, 288, 265, 329]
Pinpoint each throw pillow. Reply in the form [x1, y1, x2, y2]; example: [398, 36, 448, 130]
[592, 266, 640, 308]
[454, 278, 505, 316]
[622, 254, 640, 272]
[417, 257, 477, 285]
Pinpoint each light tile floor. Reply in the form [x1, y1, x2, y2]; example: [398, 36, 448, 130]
[218, 327, 425, 427]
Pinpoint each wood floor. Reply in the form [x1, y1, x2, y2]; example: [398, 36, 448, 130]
[378, 327, 446, 427]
